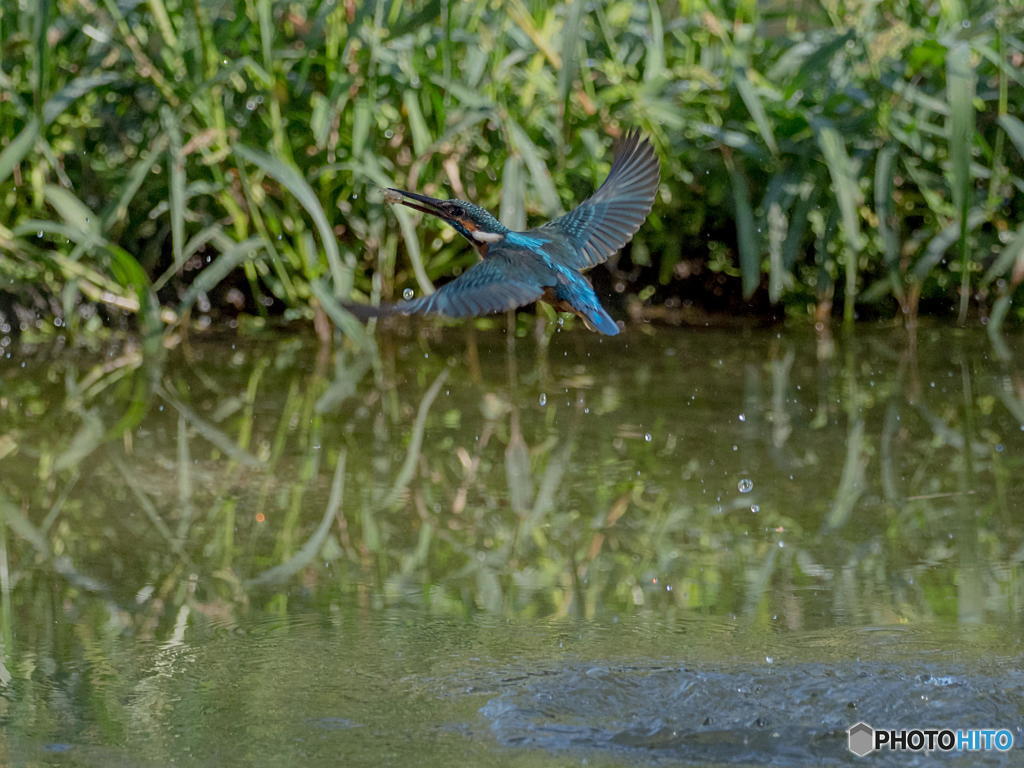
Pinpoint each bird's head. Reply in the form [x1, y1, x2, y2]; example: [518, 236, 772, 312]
[385, 188, 508, 247]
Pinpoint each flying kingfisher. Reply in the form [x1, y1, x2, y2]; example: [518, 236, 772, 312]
[349, 130, 659, 335]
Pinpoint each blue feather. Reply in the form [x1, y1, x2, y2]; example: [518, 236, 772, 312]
[506, 231, 549, 254]
[553, 266, 620, 336]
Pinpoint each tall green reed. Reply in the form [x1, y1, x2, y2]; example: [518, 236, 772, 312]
[0, 0, 1022, 336]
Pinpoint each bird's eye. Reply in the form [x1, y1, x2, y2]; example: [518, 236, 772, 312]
[445, 203, 462, 216]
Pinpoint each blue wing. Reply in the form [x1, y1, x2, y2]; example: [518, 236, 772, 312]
[534, 130, 659, 270]
[348, 249, 548, 320]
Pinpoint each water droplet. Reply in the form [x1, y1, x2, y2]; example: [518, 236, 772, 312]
[738, 413, 746, 422]
[402, 288, 414, 300]
[750, 504, 760, 513]
[36, 231, 43, 238]
[644, 433, 653, 442]
[737, 478, 754, 493]
[538, 393, 547, 406]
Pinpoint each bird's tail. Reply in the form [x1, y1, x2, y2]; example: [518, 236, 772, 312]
[342, 298, 433, 321]
[581, 304, 620, 336]
[554, 275, 621, 336]
[341, 301, 392, 321]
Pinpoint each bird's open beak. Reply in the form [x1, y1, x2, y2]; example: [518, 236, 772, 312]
[384, 188, 449, 220]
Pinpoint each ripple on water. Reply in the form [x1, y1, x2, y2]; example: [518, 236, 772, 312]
[479, 661, 1024, 766]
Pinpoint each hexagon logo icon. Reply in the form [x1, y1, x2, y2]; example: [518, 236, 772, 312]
[848, 722, 875, 757]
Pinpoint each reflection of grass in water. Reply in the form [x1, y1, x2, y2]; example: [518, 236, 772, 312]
[1, 331, 1023, 642]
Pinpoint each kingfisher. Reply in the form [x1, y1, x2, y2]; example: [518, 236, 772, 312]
[349, 130, 659, 335]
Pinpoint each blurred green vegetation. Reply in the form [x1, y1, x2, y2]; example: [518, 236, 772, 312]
[1, 0, 1023, 338]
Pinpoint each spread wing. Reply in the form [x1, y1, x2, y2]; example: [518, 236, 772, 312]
[346, 250, 546, 320]
[535, 130, 660, 270]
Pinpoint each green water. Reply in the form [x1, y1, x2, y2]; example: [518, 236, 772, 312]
[1, 325, 1022, 766]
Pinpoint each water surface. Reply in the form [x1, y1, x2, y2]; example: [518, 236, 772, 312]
[1, 324, 1022, 765]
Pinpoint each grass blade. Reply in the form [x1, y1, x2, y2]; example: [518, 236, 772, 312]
[235, 144, 347, 293]
[824, 415, 867, 530]
[692, 122, 768, 161]
[998, 114, 1024, 160]
[0, 119, 39, 185]
[499, 154, 526, 231]
[506, 0, 561, 69]
[161, 107, 186, 281]
[644, 0, 665, 82]
[782, 182, 815, 273]
[42, 73, 119, 125]
[947, 41, 975, 323]
[557, 0, 585, 128]
[101, 135, 168, 229]
[309, 278, 372, 350]
[816, 123, 862, 324]
[734, 68, 778, 156]
[178, 236, 263, 313]
[982, 223, 1024, 286]
[256, 0, 273, 67]
[43, 185, 99, 240]
[403, 91, 431, 156]
[106, 243, 162, 335]
[505, 118, 561, 216]
[988, 293, 1013, 339]
[392, 206, 436, 297]
[377, 369, 448, 510]
[111, 454, 184, 555]
[39, 186, 159, 330]
[246, 452, 346, 588]
[874, 145, 900, 273]
[351, 100, 371, 159]
[722, 152, 760, 299]
[912, 208, 986, 282]
[766, 198, 787, 303]
[157, 387, 263, 466]
[55, 411, 105, 471]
